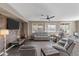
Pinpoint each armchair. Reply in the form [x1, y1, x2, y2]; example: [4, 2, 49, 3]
[53, 38, 75, 56]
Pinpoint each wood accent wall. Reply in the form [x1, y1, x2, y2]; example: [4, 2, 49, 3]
[0, 14, 7, 29]
[0, 14, 18, 52]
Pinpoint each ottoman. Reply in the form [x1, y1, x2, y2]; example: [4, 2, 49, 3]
[41, 47, 60, 56]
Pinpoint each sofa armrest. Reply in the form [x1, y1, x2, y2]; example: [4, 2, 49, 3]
[19, 39, 25, 45]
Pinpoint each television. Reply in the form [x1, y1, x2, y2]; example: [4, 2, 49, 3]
[7, 18, 19, 29]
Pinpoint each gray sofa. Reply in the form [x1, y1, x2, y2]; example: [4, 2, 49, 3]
[32, 32, 50, 40]
[52, 38, 75, 56]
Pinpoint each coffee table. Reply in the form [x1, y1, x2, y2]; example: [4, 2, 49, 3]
[41, 47, 60, 56]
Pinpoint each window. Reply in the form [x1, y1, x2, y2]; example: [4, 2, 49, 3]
[47, 24, 56, 32]
[32, 23, 43, 33]
[60, 23, 70, 34]
[32, 24, 38, 33]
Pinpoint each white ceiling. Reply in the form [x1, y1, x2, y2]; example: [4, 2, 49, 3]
[0, 3, 28, 22]
[1, 3, 79, 21]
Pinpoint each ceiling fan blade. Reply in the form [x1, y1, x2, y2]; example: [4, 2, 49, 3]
[40, 18, 49, 20]
[41, 14, 44, 16]
[40, 18, 47, 19]
[49, 16, 55, 19]
[41, 14, 55, 20]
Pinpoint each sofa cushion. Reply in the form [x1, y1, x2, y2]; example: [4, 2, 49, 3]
[58, 40, 66, 47]
[57, 38, 68, 47]
[64, 39, 73, 50]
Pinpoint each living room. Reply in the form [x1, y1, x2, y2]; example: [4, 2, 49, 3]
[0, 3, 79, 56]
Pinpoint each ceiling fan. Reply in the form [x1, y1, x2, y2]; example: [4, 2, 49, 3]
[41, 14, 55, 20]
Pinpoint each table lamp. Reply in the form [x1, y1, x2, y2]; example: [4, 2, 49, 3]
[0, 29, 9, 56]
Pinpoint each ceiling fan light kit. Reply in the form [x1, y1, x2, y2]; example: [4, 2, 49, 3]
[41, 14, 55, 19]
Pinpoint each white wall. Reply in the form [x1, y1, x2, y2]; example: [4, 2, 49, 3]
[69, 22, 76, 34]
[75, 21, 79, 32]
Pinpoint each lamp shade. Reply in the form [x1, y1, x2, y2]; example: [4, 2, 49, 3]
[0, 29, 9, 36]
